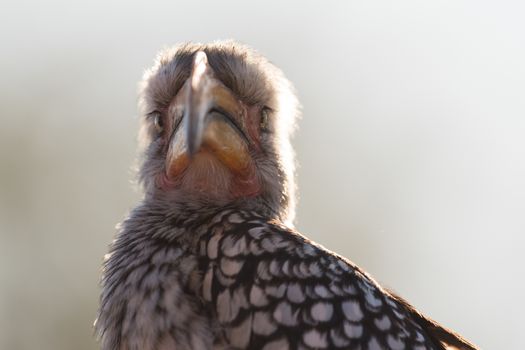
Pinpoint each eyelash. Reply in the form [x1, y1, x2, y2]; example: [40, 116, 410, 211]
[260, 107, 271, 132]
[147, 112, 164, 134]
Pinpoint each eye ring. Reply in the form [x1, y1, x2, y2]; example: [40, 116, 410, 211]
[260, 107, 271, 132]
[152, 114, 164, 134]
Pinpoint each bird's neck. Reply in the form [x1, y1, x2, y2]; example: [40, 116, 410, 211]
[119, 199, 283, 256]
[141, 192, 286, 225]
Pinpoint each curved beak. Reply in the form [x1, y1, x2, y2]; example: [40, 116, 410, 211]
[165, 51, 252, 179]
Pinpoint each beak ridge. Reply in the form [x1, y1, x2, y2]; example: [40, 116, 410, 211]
[185, 51, 214, 157]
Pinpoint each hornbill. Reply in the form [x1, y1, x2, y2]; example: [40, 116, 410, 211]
[96, 41, 478, 350]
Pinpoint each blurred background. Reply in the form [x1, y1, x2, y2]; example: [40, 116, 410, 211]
[1, 1, 524, 349]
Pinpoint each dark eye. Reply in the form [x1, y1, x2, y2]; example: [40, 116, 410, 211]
[152, 114, 164, 133]
[260, 107, 270, 132]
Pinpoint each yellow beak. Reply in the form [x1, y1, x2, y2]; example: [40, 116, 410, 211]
[165, 51, 253, 179]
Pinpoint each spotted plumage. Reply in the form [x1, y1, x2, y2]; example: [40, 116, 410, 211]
[96, 41, 477, 350]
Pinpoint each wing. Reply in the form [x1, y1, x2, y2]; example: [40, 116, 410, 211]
[199, 212, 478, 350]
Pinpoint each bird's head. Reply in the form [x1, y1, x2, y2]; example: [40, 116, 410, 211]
[137, 42, 300, 225]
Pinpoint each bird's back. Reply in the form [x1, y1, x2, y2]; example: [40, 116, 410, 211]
[97, 206, 477, 350]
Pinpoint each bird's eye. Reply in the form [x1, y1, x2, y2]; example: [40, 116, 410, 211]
[152, 114, 164, 134]
[260, 108, 270, 132]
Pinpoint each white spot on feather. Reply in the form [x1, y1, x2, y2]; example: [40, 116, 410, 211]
[261, 237, 277, 252]
[368, 336, 382, 350]
[337, 258, 351, 272]
[217, 289, 239, 323]
[281, 260, 292, 276]
[229, 314, 252, 348]
[253, 311, 277, 335]
[273, 301, 298, 326]
[250, 240, 264, 255]
[309, 261, 322, 277]
[342, 282, 358, 295]
[231, 286, 249, 309]
[365, 291, 383, 309]
[342, 300, 364, 321]
[250, 284, 269, 307]
[303, 244, 316, 256]
[343, 321, 363, 338]
[303, 329, 328, 348]
[330, 329, 350, 347]
[387, 334, 405, 350]
[202, 266, 213, 301]
[415, 331, 425, 342]
[265, 284, 287, 298]
[207, 234, 221, 259]
[329, 283, 344, 296]
[249, 227, 265, 239]
[269, 259, 281, 276]
[374, 315, 391, 331]
[228, 213, 243, 223]
[286, 283, 305, 303]
[221, 235, 247, 257]
[314, 284, 332, 298]
[220, 257, 244, 276]
[257, 260, 272, 280]
[311, 302, 333, 322]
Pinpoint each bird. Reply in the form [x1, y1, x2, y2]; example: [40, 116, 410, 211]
[95, 41, 478, 350]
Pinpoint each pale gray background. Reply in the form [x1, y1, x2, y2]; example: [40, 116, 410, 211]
[1, 1, 524, 349]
